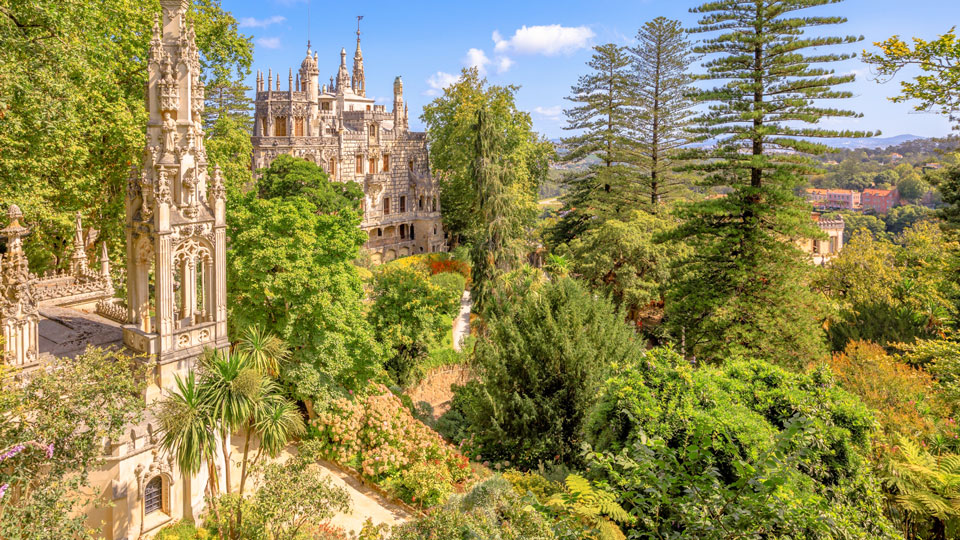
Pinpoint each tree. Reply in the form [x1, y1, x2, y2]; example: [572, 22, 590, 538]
[448, 277, 642, 468]
[0, 0, 251, 274]
[227, 156, 384, 401]
[204, 441, 350, 540]
[881, 437, 960, 540]
[567, 210, 687, 330]
[551, 44, 638, 244]
[0, 348, 145, 540]
[367, 265, 461, 386]
[630, 17, 697, 208]
[469, 107, 529, 311]
[586, 348, 900, 539]
[666, 0, 871, 366]
[421, 68, 552, 247]
[203, 78, 253, 132]
[863, 27, 960, 128]
[157, 372, 220, 495]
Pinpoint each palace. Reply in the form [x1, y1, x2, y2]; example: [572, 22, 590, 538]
[2, 2, 231, 537]
[251, 24, 446, 263]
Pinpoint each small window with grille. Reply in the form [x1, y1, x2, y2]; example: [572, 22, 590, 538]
[144, 476, 163, 515]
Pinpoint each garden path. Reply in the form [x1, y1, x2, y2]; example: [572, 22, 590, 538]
[318, 459, 412, 535]
[452, 290, 472, 352]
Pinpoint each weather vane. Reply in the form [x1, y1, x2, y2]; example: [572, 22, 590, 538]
[357, 15, 363, 38]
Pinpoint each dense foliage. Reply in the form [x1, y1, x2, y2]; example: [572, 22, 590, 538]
[586, 347, 899, 539]
[227, 156, 384, 400]
[368, 264, 463, 386]
[444, 277, 642, 468]
[0, 348, 145, 539]
[0, 0, 252, 273]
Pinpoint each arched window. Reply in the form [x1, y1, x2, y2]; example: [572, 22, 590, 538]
[400, 224, 407, 239]
[419, 196, 424, 210]
[432, 197, 437, 212]
[377, 228, 382, 237]
[410, 224, 415, 239]
[144, 476, 164, 515]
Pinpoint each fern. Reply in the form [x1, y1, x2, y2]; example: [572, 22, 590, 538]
[546, 474, 636, 540]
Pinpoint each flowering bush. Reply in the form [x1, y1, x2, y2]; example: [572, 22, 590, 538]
[311, 384, 475, 506]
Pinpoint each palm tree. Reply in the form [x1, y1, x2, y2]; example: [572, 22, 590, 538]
[157, 372, 219, 497]
[238, 384, 306, 495]
[199, 349, 260, 494]
[235, 325, 290, 378]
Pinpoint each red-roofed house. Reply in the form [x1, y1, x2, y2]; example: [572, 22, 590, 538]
[862, 187, 900, 214]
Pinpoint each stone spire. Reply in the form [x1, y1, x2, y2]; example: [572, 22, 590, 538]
[353, 16, 366, 96]
[1, 204, 39, 368]
[69, 212, 88, 275]
[124, 0, 229, 373]
[98, 242, 114, 295]
[336, 47, 350, 95]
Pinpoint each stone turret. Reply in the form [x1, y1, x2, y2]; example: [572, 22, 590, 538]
[393, 76, 405, 131]
[124, 0, 228, 392]
[300, 42, 320, 135]
[0, 205, 39, 368]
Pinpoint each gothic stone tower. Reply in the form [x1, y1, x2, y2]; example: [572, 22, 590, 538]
[123, 0, 228, 393]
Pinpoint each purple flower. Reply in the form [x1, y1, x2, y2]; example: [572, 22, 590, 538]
[0, 484, 7, 500]
[46, 443, 54, 458]
[0, 444, 25, 462]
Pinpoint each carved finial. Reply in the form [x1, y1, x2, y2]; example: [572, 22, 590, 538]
[7, 204, 23, 225]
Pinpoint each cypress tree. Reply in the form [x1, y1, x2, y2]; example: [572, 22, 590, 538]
[667, 0, 872, 366]
[470, 107, 525, 312]
[629, 17, 697, 209]
[550, 44, 639, 244]
[204, 78, 254, 132]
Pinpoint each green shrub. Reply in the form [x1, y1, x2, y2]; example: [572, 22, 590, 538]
[155, 521, 205, 540]
[430, 272, 467, 311]
[390, 461, 454, 508]
[391, 476, 559, 540]
[449, 277, 642, 468]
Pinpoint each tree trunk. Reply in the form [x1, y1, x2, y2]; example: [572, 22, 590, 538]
[239, 420, 253, 495]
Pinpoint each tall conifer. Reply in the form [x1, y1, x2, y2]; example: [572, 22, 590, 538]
[551, 44, 638, 244]
[470, 108, 526, 312]
[630, 17, 697, 209]
[667, 0, 872, 366]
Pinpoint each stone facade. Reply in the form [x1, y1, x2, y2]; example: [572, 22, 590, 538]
[252, 28, 446, 263]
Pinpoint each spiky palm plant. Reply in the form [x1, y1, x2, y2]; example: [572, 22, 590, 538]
[157, 372, 219, 496]
[238, 380, 305, 495]
[235, 325, 290, 378]
[199, 349, 260, 494]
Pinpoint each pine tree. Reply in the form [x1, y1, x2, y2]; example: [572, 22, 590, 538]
[629, 17, 697, 209]
[667, 0, 872, 366]
[203, 78, 253, 132]
[550, 44, 638, 245]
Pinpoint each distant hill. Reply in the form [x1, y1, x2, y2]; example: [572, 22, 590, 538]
[820, 134, 924, 150]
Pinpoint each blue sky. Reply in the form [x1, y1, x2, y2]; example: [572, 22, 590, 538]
[228, 0, 960, 139]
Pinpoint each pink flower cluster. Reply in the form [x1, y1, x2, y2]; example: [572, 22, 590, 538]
[311, 384, 473, 488]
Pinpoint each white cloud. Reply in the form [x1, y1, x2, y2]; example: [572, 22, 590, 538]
[496, 56, 514, 74]
[464, 48, 491, 75]
[238, 15, 286, 28]
[425, 71, 460, 96]
[256, 37, 282, 50]
[534, 106, 564, 120]
[493, 25, 595, 56]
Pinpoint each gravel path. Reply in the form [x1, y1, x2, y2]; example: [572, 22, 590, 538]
[452, 290, 472, 352]
[318, 460, 411, 536]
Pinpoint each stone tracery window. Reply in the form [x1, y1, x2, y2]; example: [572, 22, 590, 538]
[294, 117, 304, 136]
[144, 476, 164, 515]
[274, 116, 287, 136]
[368, 157, 376, 174]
